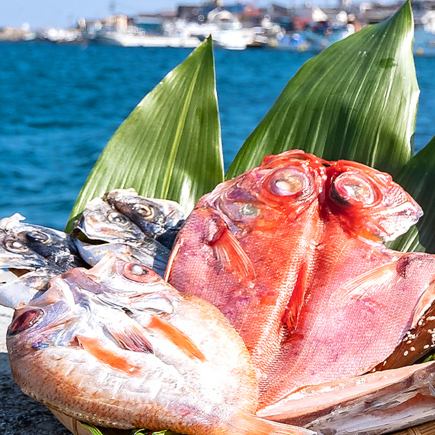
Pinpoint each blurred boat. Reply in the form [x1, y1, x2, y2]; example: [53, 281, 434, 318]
[277, 23, 354, 52]
[91, 14, 199, 48]
[94, 28, 199, 48]
[181, 9, 255, 50]
[276, 32, 311, 51]
[40, 28, 83, 44]
[0, 24, 35, 42]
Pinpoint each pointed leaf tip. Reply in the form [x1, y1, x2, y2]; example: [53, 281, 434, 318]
[67, 38, 222, 231]
[227, 1, 418, 179]
[383, 0, 414, 38]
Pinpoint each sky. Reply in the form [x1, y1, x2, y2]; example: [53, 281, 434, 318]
[0, 0, 344, 28]
[0, 0, 206, 28]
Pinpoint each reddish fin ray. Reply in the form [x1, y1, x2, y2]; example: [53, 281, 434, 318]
[283, 261, 308, 333]
[148, 316, 205, 362]
[104, 323, 153, 354]
[76, 335, 140, 375]
[211, 227, 255, 283]
[164, 238, 181, 282]
[337, 261, 397, 304]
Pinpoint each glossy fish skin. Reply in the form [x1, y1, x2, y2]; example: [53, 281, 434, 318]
[75, 198, 145, 243]
[74, 239, 169, 277]
[258, 362, 435, 434]
[72, 197, 170, 276]
[167, 150, 435, 411]
[0, 215, 49, 271]
[0, 214, 67, 308]
[7, 255, 311, 435]
[167, 152, 328, 374]
[106, 189, 185, 249]
[0, 214, 83, 271]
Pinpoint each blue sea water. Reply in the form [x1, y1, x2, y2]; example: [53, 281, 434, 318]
[0, 42, 434, 229]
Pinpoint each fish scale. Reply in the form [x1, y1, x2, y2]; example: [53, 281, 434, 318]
[6, 255, 312, 435]
[167, 150, 435, 431]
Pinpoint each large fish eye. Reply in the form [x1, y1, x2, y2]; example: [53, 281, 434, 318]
[107, 212, 129, 226]
[123, 263, 150, 282]
[26, 231, 50, 244]
[133, 204, 154, 220]
[268, 168, 311, 197]
[330, 172, 376, 206]
[4, 238, 29, 253]
[8, 309, 44, 336]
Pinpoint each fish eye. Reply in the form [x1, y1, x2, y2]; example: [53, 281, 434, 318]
[134, 204, 154, 220]
[26, 231, 50, 244]
[107, 212, 129, 226]
[268, 168, 311, 197]
[8, 309, 44, 336]
[4, 239, 29, 253]
[123, 263, 150, 282]
[330, 172, 376, 206]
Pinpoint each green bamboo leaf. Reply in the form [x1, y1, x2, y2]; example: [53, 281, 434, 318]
[423, 353, 435, 363]
[227, 1, 418, 179]
[80, 423, 105, 435]
[77, 423, 179, 435]
[390, 137, 435, 253]
[67, 37, 223, 231]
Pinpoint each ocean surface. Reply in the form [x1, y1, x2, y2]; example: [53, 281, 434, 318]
[0, 42, 434, 229]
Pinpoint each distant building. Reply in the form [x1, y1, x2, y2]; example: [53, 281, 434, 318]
[0, 25, 35, 42]
[359, 3, 399, 24]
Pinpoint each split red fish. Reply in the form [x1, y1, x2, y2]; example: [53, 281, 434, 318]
[166, 150, 435, 410]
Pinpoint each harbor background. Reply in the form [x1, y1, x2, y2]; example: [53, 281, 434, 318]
[1, 42, 434, 229]
[0, 2, 434, 433]
[1, 0, 435, 229]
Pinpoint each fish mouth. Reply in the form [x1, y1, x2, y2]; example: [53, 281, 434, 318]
[1, 267, 34, 282]
[8, 268, 33, 278]
[0, 250, 48, 270]
[71, 228, 104, 246]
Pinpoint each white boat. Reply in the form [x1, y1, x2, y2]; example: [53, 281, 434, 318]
[95, 28, 200, 48]
[93, 15, 199, 48]
[41, 28, 82, 43]
[180, 9, 257, 50]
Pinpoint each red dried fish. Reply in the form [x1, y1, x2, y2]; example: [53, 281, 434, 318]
[167, 150, 435, 409]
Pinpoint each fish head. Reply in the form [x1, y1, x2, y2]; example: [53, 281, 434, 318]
[21, 224, 71, 259]
[324, 160, 423, 242]
[87, 254, 178, 314]
[203, 150, 327, 233]
[75, 198, 144, 243]
[0, 214, 49, 270]
[105, 189, 186, 237]
[6, 274, 81, 354]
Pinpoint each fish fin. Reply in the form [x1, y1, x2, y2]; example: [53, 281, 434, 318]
[148, 315, 205, 362]
[210, 227, 255, 283]
[104, 322, 153, 353]
[283, 261, 308, 332]
[164, 237, 181, 282]
[337, 261, 397, 304]
[227, 412, 314, 435]
[376, 282, 435, 371]
[76, 335, 140, 375]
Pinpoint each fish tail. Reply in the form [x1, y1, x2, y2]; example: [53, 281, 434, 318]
[226, 412, 314, 435]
